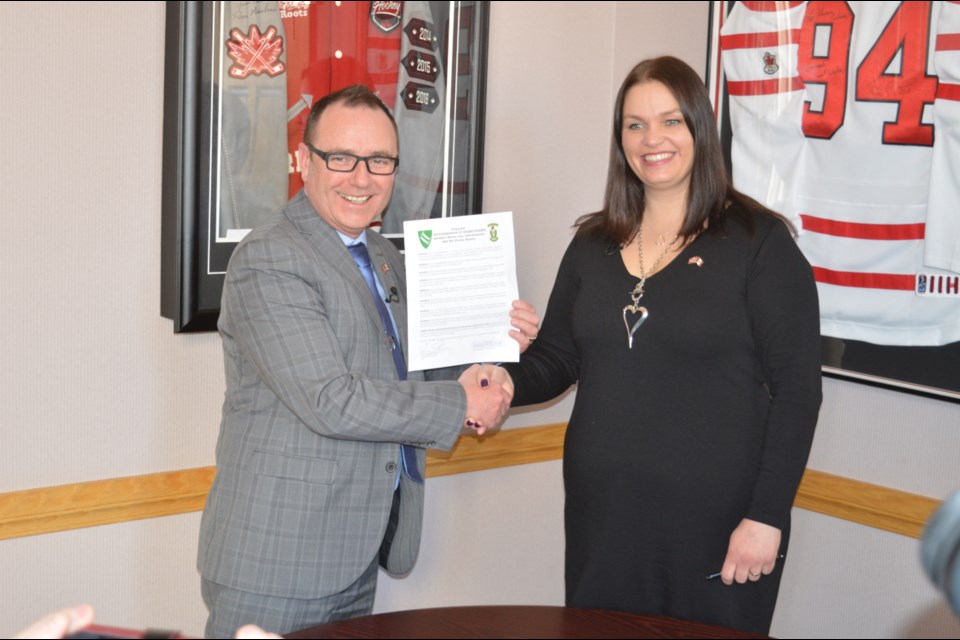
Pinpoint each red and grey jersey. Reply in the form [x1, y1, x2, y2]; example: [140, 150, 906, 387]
[721, 0, 960, 346]
[219, 1, 290, 234]
[282, 1, 404, 197]
[382, 0, 447, 233]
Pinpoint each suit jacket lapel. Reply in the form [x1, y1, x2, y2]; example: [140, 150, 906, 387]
[284, 191, 387, 332]
[366, 238, 407, 349]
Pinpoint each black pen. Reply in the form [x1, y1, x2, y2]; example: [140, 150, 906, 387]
[705, 554, 785, 580]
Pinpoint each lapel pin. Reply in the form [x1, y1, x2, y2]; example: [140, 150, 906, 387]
[688, 256, 704, 267]
[381, 263, 390, 273]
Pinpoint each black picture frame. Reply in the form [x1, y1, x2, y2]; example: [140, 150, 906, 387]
[706, 0, 960, 403]
[161, 1, 490, 332]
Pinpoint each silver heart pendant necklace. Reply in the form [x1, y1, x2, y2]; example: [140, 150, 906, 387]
[622, 302, 648, 349]
[623, 224, 677, 349]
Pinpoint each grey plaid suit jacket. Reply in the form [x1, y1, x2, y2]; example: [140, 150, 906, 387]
[197, 191, 466, 599]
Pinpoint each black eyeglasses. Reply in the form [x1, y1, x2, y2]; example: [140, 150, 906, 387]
[305, 143, 400, 175]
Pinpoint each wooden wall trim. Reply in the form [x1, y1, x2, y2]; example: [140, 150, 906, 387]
[0, 424, 940, 541]
[425, 423, 565, 477]
[794, 468, 941, 538]
[0, 467, 216, 541]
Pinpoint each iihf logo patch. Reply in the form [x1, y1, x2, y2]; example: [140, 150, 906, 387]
[226, 25, 285, 79]
[763, 51, 779, 75]
[370, 1, 402, 33]
[916, 273, 960, 297]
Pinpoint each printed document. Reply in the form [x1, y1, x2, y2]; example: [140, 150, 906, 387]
[403, 211, 519, 371]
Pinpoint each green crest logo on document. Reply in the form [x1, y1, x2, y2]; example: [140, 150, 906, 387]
[418, 230, 433, 249]
[488, 223, 499, 242]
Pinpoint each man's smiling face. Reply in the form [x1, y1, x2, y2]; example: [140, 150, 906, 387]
[297, 102, 398, 238]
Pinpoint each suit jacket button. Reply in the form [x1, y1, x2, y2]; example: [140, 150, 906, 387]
[385, 462, 397, 473]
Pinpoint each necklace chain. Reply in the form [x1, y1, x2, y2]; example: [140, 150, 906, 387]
[629, 224, 678, 306]
[622, 224, 679, 348]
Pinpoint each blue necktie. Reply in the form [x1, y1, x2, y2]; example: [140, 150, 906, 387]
[347, 242, 423, 483]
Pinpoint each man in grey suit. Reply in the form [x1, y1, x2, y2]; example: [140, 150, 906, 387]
[198, 85, 538, 638]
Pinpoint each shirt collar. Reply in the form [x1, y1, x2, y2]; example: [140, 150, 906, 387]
[337, 229, 369, 247]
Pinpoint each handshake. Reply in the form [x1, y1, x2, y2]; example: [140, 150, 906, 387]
[457, 364, 515, 436]
[454, 299, 537, 435]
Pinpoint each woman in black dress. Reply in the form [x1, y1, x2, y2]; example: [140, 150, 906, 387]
[496, 57, 822, 634]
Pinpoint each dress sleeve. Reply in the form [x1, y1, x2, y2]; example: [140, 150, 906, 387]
[744, 220, 823, 530]
[504, 237, 583, 406]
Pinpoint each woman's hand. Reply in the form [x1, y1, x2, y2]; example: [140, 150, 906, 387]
[720, 518, 782, 585]
[509, 300, 540, 353]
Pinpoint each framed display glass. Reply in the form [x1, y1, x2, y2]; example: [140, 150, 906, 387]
[161, 1, 489, 332]
[706, 0, 960, 402]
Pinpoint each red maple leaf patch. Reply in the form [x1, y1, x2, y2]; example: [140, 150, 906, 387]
[226, 25, 285, 79]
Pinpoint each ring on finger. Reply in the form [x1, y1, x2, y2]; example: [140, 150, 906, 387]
[749, 570, 761, 578]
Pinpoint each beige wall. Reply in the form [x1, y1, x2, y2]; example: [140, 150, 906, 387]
[1, 1, 959, 637]
[1, 2, 223, 634]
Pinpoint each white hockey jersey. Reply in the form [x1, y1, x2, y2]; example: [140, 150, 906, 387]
[721, 0, 960, 346]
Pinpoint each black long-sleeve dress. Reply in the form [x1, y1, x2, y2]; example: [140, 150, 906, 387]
[505, 209, 822, 634]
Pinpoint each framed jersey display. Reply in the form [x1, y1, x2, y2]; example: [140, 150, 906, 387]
[161, 1, 489, 332]
[707, 1, 960, 402]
